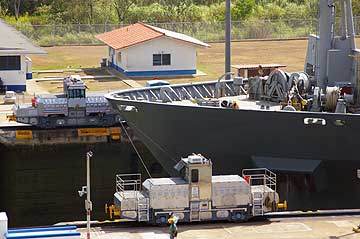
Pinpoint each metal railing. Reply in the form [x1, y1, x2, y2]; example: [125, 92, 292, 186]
[12, 19, 320, 46]
[242, 168, 277, 192]
[115, 173, 142, 198]
[243, 168, 277, 216]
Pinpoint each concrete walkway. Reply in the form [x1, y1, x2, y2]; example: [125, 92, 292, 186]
[26, 79, 50, 95]
[33, 69, 83, 73]
[105, 68, 143, 88]
[78, 215, 360, 239]
[34, 75, 115, 82]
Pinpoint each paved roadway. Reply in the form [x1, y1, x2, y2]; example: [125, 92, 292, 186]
[0, 101, 27, 127]
[0, 103, 14, 125]
[77, 215, 360, 239]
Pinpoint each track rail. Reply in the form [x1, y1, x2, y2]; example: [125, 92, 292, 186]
[60, 209, 360, 229]
[267, 209, 360, 219]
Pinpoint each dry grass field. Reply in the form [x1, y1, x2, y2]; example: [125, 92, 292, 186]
[30, 40, 310, 92]
[30, 39, 360, 93]
[36, 78, 130, 93]
[31, 40, 309, 73]
[32, 46, 108, 70]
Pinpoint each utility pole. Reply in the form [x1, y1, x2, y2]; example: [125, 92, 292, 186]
[86, 151, 93, 239]
[78, 151, 93, 239]
[225, 0, 231, 79]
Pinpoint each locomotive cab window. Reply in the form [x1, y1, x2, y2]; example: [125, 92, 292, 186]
[191, 169, 199, 183]
[68, 89, 85, 98]
[79, 89, 85, 98]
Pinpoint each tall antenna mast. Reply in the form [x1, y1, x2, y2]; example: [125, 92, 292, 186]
[225, 0, 231, 79]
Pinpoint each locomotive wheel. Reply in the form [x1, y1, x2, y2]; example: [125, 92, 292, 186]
[231, 211, 248, 222]
[156, 215, 168, 226]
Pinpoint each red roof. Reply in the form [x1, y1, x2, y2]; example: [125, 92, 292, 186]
[96, 22, 209, 50]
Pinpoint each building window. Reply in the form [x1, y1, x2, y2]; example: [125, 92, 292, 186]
[191, 169, 199, 183]
[117, 52, 122, 63]
[153, 54, 162, 66]
[153, 53, 171, 66]
[162, 54, 171, 65]
[0, 56, 21, 71]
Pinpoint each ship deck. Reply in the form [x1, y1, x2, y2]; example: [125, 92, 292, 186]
[106, 79, 293, 113]
[173, 95, 282, 111]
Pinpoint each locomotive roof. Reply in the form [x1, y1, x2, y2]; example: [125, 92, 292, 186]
[143, 177, 187, 188]
[212, 175, 246, 183]
[64, 75, 86, 89]
[37, 94, 65, 99]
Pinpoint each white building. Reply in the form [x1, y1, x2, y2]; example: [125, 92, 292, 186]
[0, 19, 46, 91]
[96, 22, 210, 77]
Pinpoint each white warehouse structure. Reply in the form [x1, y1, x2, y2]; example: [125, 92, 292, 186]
[96, 22, 210, 77]
[0, 19, 46, 91]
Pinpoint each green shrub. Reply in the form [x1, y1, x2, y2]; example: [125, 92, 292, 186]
[127, 3, 168, 23]
[204, 2, 226, 22]
[232, 0, 256, 21]
[36, 32, 99, 46]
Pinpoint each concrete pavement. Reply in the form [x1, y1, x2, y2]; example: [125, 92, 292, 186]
[77, 215, 360, 239]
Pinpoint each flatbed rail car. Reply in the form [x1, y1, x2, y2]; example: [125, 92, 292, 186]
[105, 154, 287, 224]
[9, 75, 121, 128]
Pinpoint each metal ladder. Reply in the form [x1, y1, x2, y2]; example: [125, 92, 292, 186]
[252, 192, 264, 216]
[190, 202, 201, 222]
[137, 197, 149, 222]
[242, 168, 277, 216]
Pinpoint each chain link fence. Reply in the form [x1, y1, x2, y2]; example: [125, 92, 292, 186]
[13, 17, 360, 46]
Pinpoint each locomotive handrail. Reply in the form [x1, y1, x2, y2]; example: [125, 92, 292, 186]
[242, 168, 277, 192]
[115, 173, 142, 198]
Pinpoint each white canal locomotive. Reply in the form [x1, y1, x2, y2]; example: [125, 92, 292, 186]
[105, 154, 286, 224]
[12, 75, 121, 128]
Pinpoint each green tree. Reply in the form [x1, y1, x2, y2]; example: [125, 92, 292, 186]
[113, 0, 138, 23]
[232, 0, 256, 20]
[159, 0, 194, 22]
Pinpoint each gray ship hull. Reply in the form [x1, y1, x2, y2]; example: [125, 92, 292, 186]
[109, 100, 360, 210]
